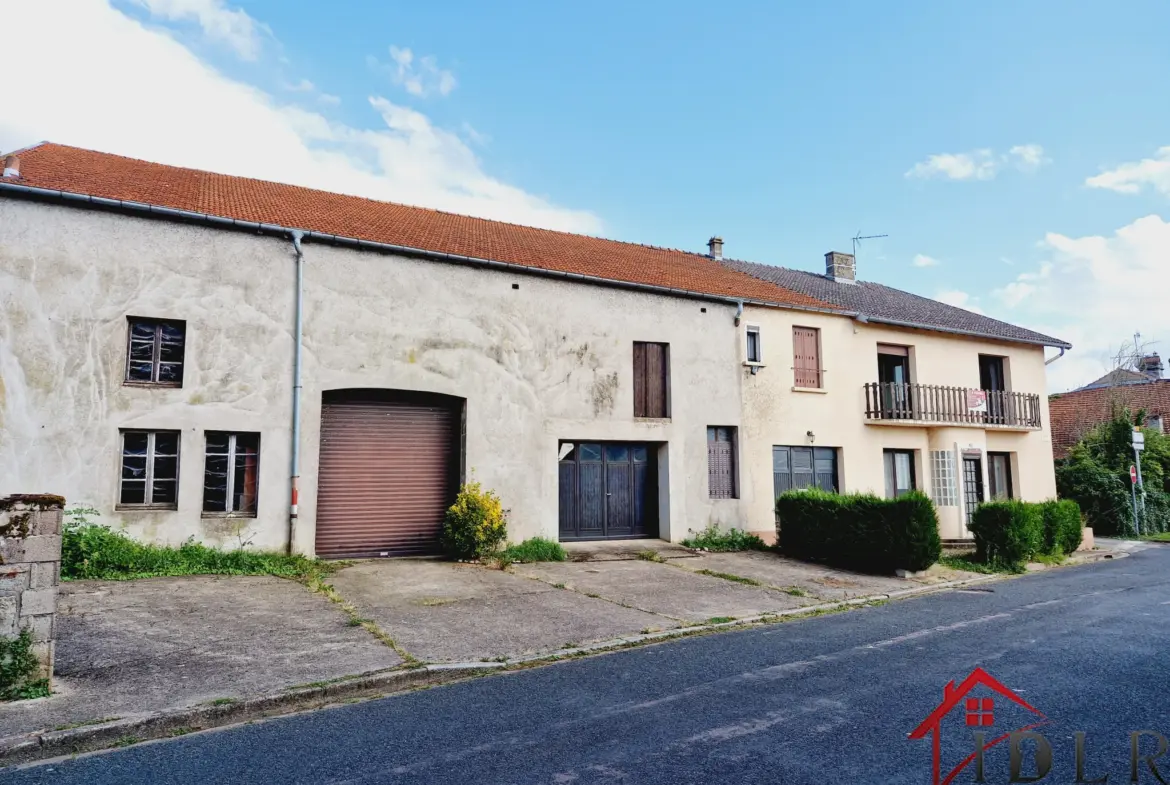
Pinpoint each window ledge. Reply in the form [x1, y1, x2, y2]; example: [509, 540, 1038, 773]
[742, 361, 766, 369]
[201, 512, 258, 519]
[634, 417, 672, 423]
[122, 381, 182, 389]
[791, 386, 828, 394]
[115, 504, 178, 512]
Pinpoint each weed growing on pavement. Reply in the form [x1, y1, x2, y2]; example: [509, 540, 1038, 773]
[0, 631, 49, 701]
[681, 525, 767, 552]
[501, 537, 566, 563]
[111, 736, 144, 748]
[705, 616, 735, 625]
[205, 698, 238, 707]
[938, 555, 1014, 575]
[636, 550, 666, 563]
[782, 586, 808, 597]
[694, 569, 760, 586]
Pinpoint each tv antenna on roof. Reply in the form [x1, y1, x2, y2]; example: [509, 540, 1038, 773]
[852, 232, 888, 256]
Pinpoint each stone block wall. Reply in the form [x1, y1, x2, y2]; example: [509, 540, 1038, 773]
[0, 495, 65, 680]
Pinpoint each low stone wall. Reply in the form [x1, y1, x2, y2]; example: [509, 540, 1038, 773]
[0, 495, 65, 680]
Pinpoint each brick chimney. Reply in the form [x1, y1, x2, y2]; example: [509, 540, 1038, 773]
[825, 250, 856, 283]
[707, 236, 724, 260]
[1139, 353, 1164, 379]
[2, 155, 20, 179]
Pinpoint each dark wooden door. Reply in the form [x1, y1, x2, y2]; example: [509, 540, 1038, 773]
[559, 442, 655, 540]
[963, 456, 984, 525]
[316, 390, 461, 558]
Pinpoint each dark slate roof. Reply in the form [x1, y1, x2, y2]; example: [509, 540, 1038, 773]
[1079, 368, 1152, 390]
[722, 259, 1072, 349]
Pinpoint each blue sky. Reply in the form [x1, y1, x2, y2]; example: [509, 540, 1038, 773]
[3, 0, 1170, 390]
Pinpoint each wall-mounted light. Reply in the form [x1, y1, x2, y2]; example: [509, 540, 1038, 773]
[806, 430, 815, 444]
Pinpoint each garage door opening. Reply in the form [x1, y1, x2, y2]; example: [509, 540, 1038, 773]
[316, 389, 464, 558]
[558, 441, 659, 541]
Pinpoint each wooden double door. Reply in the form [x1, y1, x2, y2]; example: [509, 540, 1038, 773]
[558, 442, 657, 540]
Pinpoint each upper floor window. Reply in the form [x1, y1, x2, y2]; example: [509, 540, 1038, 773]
[633, 341, 670, 418]
[126, 318, 186, 386]
[119, 430, 180, 508]
[746, 326, 762, 364]
[792, 326, 822, 389]
[203, 432, 260, 516]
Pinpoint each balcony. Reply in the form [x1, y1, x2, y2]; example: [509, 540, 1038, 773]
[863, 382, 1042, 430]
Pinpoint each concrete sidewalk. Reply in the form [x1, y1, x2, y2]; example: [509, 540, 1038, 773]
[0, 546, 984, 759]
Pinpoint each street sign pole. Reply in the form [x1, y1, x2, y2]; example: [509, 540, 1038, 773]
[1130, 464, 1140, 536]
[1132, 428, 1146, 536]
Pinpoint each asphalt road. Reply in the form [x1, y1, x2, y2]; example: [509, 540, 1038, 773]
[9, 547, 1170, 785]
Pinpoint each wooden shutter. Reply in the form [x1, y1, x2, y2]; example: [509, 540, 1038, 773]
[707, 427, 735, 499]
[633, 342, 669, 418]
[792, 327, 821, 388]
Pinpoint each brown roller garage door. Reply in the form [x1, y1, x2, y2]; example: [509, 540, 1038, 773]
[315, 390, 461, 558]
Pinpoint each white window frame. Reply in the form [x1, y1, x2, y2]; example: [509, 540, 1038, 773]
[745, 325, 763, 364]
[125, 317, 186, 386]
[118, 430, 180, 509]
[203, 432, 260, 516]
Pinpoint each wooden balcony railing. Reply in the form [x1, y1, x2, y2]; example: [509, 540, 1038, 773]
[863, 382, 1042, 429]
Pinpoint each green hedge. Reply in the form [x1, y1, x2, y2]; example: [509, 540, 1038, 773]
[1039, 499, 1083, 555]
[968, 499, 1084, 570]
[967, 501, 1043, 570]
[775, 488, 941, 574]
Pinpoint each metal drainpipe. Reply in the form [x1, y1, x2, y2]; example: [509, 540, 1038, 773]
[288, 230, 305, 555]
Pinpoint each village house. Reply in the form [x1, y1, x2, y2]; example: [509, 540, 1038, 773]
[0, 144, 1069, 556]
[1048, 354, 1169, 458]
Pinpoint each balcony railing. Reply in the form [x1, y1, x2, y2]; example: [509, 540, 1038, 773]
[863, 382, 1042, 429]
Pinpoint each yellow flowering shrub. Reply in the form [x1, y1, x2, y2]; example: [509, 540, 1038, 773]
[441, 482, 508, 560]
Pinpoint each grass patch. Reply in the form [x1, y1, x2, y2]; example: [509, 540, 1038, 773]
[1145, 532, 1170, 542]
[705, 616, 735, 625]
[782, 586, 808, 597]
[53, 717, 121, 732]
[938, 554, 1016, 575]
[636, 550, 666, 563]
[694, 569, 761, 586]
[204, 697, 238, 707]
[63, 524, 337, 583]
[1033, 551, 1066, 566]
[417, 597, 458, 607]
[168, 727, 200, 738]
[501, 537, 566, 564]
[111, 735, 144, 748]
[682, 525, 767, 552]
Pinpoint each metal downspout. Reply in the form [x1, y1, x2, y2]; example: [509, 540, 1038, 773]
[1045, 347, 1067, 365]
[289, 230, 305, 555]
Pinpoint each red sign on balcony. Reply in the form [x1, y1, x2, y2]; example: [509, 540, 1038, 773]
[966, 389, 988, 413]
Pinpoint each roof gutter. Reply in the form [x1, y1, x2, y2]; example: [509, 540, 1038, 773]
[0, 180, 845, 319]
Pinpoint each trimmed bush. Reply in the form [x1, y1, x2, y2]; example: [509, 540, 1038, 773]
[775, 488, 941, 574]
[441, 482, 508, 561]
[967, 501, 1043, 570]
[1039, 499, 1083, 555]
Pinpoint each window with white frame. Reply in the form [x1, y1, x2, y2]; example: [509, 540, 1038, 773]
[203, 432, 260, 516]
[930, 450, 958, 507]
[746, 326, 762, 363]
[119, 430, 180, 508]
[125, 318, 186, 385]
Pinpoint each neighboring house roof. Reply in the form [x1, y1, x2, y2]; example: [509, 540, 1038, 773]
[722, 259, 1071, 349]
[1048, 379, 1170, 458]
[1079, 368, 1152, 390]
[0, 143, 831, 311]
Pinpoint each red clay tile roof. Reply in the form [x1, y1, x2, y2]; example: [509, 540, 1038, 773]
[1049, 379, 1170, 458]
[2, 143, 832, 309]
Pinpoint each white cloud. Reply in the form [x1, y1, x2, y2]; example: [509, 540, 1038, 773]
[132, 0, 267, 60]
[906, 150, 998, 181]
[935, 290, 984, 314]
[993, 215, 1170, 391]
[370, 45, 457, 98]
[287, 78, 315, 92]
[912, 254, 940, 268]
[0, 0, 598, 234]
[906, 145, 1050, 181]
[318, 93, 341, 106]
[1085, 146, 1170, 196]
[1008, 144, 1049, 172]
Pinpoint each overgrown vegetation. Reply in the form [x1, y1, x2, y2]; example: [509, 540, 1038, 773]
[694, 569, 761, 586]
[61, 506, 333, 582]
[938, 554, 1009, 575]
[681, 525, 767, 552]
[440, 482, 508, 561]
[0, 630, 50, 701]
[1056, 405, 1170, 537]
[966, 499, 1084, 571]
[774, 488, 941, 574]
[636, 550, 666, 563]
[500, 537, 566, 563]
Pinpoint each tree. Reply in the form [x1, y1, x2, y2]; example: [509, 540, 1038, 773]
[1056, 403, 1170, 536]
